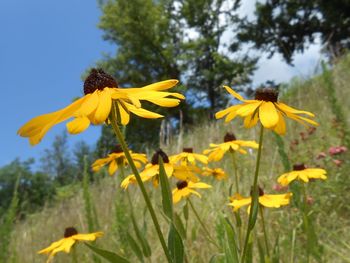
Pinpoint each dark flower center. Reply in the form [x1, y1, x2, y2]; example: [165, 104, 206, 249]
[293, 163, 306, 171]
[224, 132, 236, 142]
[111, 144, 123, 154]
[84, 68, 118, 95]
[176, 180, 188, 189]
[250, 186, 264, 196]
[151, 149, 169, 165]
[183, 147, 193, 153]
[64, 227, 78, 238]
[255, 88, 278, 102]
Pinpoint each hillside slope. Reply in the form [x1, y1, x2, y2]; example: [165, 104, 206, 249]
[8, 55, 350, 262]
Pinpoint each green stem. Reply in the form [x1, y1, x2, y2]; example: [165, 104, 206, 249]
[230, 151, 240, 194]
[241, 126, 265, 262]
[301, 183, 310, 263]
[109, 106, 172, 263]
[259, 207, 270, 258]
[187, 199, 220, 249]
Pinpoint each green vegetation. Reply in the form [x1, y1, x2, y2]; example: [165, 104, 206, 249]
[3, 53, 350, 262]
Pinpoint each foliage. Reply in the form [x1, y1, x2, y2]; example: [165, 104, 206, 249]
[95, 0, 257, 148]
[0, 159, 55, 216]
[238, 0, 350, 63]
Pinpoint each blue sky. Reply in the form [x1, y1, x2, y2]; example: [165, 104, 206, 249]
[0, 0, 322, 167]
[0, 0, 114, 166]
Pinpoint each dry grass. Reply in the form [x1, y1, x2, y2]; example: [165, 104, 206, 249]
[8, 54, 350, 262]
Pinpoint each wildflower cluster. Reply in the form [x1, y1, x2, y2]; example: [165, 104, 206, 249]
[18, 69, 328, 263]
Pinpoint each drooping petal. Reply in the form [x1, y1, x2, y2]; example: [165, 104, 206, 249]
[108, 160, 118, 175]
[66, 116, 90, 134]
[75, 91, 99, 116]
[273, 111, 286, 135]
[93, 88, 113, 123]
[116, 101, 130, 125]
[277, 102, 315, 117]
[38, 238, 66, 254]
[259, 102, 279, 128]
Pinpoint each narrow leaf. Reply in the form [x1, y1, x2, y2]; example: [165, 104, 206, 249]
[173, 212, 186, 239]
[130, 212, 152, 257]
[159, 158, 173, 220]
[126, 232, 144, 262]
[84, 243, 130, 263]
[168, 223, 184, 263]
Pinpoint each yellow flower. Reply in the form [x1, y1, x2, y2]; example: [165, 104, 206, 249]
[120, 149, 199, 189]
[92, 145, 147, 176]
[38, 227, 103, 263]
[277, 164, 327, 186]
[229, 189, 292, 213]
[172, 180, 212, 204]
[18, 69, 184, 145]
[203, 133, 258, 162]
[169, 147, 208, 166]
[215, 86, 318, 135]
[202, 167, 227, 180]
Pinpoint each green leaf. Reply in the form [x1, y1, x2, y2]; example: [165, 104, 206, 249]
[126, 232, 144, 262]
[173, 212, 186, 239]
[84, 243, 130, 263]
[130, 212, 152, 257]
[159, 158, 173, 220]
[221, 216, 239, 263]
[168, 223, 184, 263]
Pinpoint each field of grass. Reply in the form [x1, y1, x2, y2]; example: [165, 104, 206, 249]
[7, 54, 350, 262]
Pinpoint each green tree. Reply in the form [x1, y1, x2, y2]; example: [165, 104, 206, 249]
[95, 0, 256, 148]
[237, 0, 350, 64]
[40, 131, 75, 185]
[0, 159, 55, 216]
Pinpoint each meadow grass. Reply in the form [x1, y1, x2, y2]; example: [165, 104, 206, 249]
[8, 54, 350, 262]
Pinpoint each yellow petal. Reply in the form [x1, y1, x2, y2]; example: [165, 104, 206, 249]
[108, 160, 118, 175]
[236, 101, 262, 117]
[259, 102, 279, 128]
[72, 232, 104, 241]
[75, 91, 99, 116]
[117, 101, 130, 125]
[273, 111, 286, 135]
[93, 89, 112, 123]
[140, 79, 179, 91]
[277, 102, 315, 117]
[66, 116, 90, 134]
[223, 86, 244, 101]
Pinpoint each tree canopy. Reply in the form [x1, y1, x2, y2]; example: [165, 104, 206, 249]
[238, 0, 350, 64]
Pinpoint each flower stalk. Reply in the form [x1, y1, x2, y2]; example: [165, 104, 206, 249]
[187, 199, 220, 249]
[259, 207, 270, 258]
[109, 102, 172, 263]
[241, 125, 265, 262]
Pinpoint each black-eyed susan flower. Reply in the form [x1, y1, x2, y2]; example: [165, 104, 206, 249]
[229, 188, 292, 213]
[203, 132, 258, 162]
[172, 180, 212, 204]
[215, 86, 318, 135]
[201, 167, 227, 180]
[120, 149, 199, 188]
[277, 163, 327, 186]
[92, 144, 147, 176]
[169, 147, 208, 166]
[18, 69, 184, 145]
[38, 227, 103, 263]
